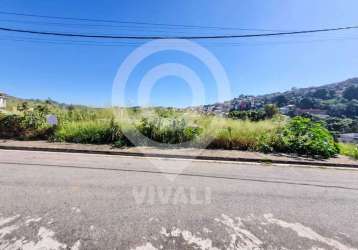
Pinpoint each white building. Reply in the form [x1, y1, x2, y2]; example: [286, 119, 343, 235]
[0, 93, 7, 110]
[339, 133, 358, 143]
[279, 105, 295, 115]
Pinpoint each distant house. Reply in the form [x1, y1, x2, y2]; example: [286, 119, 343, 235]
[0, 93, 7, 110]
[339, 133, 358, 143]
[296, 108, 327, 116]
[279, 105, 295, 115]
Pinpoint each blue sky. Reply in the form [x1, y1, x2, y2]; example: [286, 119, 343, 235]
[0, 0, 358, 107]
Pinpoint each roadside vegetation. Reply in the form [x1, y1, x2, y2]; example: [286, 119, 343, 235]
[338, 143, 358, 160]
[0, 101, 342, 159]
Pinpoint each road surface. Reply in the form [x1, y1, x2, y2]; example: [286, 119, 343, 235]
[0, 149, 358, 250]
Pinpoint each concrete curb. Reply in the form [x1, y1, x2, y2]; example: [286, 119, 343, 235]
[1, 144, 357, 169]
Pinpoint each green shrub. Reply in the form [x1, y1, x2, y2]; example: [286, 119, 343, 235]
[0, 114, 25, 138]
[135, 117, 202, 145]
[0, 112, 53, 140]
[52, 119, 127, 144]
[22, 110, 47, 129]
[277, 117, 339, 158]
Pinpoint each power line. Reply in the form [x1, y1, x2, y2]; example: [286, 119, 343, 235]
[1, 34, 357, 47]
[0, 10, 282, 32]
[0, 25, 357, 40]
[0, 19, 266, 35]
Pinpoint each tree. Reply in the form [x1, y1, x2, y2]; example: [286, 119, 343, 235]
[272, 95, 288, 107]
[45, 98, 55, 105]
[343, 85, 358, 100]
[325, 117, 352, 133]
[312, 89, 329, 99]
[264, 104, 278, 118]
[328, 103, 347, 117]
[67, 105, 75, 111]
[345, 100, 358, 117]
[298, 98, 317, 109]
[328, 90, 336, 99]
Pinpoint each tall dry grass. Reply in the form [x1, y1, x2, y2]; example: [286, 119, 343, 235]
[195, 116, 284, 150]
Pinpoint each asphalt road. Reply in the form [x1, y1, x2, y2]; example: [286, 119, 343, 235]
[0, 149, 358, 250]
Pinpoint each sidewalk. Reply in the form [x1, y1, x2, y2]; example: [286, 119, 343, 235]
[0, 139, 357, 168]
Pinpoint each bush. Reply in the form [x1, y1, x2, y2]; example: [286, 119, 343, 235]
[277, 117, 339, 158]
[22, 110, 47, 129]
[52, 119, 127, 144]
[0, 114, 25, 138]
[136, 117, 202, 145]
[0, 112, 54, 140]
[343, 85, 358, 100]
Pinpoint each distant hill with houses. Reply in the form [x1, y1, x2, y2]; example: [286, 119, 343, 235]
[3, 77, 358, 120]
[190, 77, 358, 119]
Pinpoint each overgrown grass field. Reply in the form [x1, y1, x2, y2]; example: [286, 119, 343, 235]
[0, 104, 343, 158]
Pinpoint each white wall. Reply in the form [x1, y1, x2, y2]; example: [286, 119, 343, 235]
[0, 97, 6, 109]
